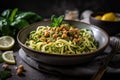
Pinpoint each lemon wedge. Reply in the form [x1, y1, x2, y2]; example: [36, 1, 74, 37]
[95, 15, 102, 20]
[0, 36, 15, 50]
[2, 51, 15, 64]
[101, 12, 118, 21]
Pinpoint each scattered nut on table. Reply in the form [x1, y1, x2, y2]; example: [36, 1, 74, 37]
[2, 64, 10, 70]
[16, 68, 23, 75]
[18, 65, 24, 70]
[16, 65, 24, 75]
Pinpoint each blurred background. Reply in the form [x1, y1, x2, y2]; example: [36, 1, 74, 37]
[0, 0, 120, 18]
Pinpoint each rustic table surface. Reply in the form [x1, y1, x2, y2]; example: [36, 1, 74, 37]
[0, 41, 120, 80]
[0, 19, 120, 80]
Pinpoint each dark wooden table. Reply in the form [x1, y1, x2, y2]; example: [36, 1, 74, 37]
[0, 18, 120, 80]
[0, 48, 91, 80]
[0, 43, 120, 80]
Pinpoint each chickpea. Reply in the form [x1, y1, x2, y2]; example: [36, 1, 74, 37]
[62, 34, 67, 38]
[47, 39, 51, 43]
[61, 24, 69, 30]
[59, 26, 64, 30]
[2, 64, 9, 70]
[56, 27, 60, 32]
[63, 30, 68, 34]
[57, 37, 61, 40]
[62, 26, 69, 31]
[74, 34, 78, 38]
[53, 34, 58, 38]
[44, 31, 50, 37]
[62, 27, 66, 31]
[50, 27, 55, 31]
[74, 28, 79, 32]
[73, 38, 78, 43]
[18, 65, 24, 70]
[16, 69, 23, 75]
[16, 65, 24, 75]
[74, 28, 80, 34]
[60, 24, 65, 27]
[48, 27, 51, 30]
[76, 31, 80, 35]
[40, 37, 46, 42]
[65, 26, 69, 31]
[77, 37, 82, 42]
[69, 27, 74, 32]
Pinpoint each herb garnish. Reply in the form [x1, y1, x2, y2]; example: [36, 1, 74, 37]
[0, 70, 11, 80]
[49, 15, 64, 27]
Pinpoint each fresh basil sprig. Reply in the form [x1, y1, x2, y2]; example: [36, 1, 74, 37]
[0, 71, 11, 80]
[0, 8, 42, 37]
[50, 15, 64, 27]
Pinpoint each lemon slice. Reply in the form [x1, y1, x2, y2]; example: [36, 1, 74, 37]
[0, 36, 15, 50]
[2, 51, 16, 64]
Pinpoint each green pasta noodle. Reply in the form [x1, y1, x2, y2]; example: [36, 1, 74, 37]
[25, 23, 98, 55]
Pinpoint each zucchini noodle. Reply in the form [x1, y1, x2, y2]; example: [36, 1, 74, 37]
[25, 23, 98, 54]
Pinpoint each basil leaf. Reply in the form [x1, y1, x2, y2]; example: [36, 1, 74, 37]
[9, 8, 18, 23]
[11, 19, 29, 30]
[1, 9, 12, 18]
[50, 15, 64, 27]
[58, 15, 64, 25]
[0, 17, 13, 36]
[51, 15, 57, 22]
[16, 12, 42, 23]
